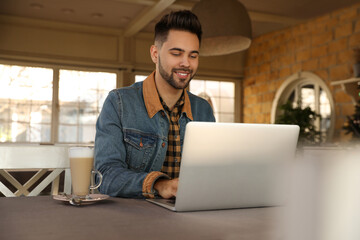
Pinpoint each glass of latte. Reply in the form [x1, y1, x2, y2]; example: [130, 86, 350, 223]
[69, 147, 102, 198]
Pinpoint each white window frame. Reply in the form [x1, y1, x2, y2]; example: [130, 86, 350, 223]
[0, 60, 119, 144]
[271, 71, 335, 142]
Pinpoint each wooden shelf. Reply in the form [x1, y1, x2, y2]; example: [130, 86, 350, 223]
[331, 78, 360, 85]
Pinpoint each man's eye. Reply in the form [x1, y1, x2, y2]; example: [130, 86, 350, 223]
[171, 52, 181, 56]
[190, 54, 198, 59]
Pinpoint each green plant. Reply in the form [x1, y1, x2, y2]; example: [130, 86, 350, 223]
[343, 100, 360, 140]
[276, 101, 321, 145]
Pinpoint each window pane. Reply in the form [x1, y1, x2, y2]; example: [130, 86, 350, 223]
[220, 82, 235, 98]
[220, 98, 234, 113]
[0, 64, 53, 143]
[58, 125, 77, 142]
[300, 85, 315, 110]
[190, 79, 235, 123]
[283, 81, 333, 143]
[320, 88, 331, 132]
[219, 113, 234, 123]
[135, 75, 147, 82]
[59, 70, 116, 143]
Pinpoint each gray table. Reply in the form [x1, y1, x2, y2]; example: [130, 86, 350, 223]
[0, 196, 280, 240]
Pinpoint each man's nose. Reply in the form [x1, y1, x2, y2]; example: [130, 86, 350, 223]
[179, 56, 190, 67]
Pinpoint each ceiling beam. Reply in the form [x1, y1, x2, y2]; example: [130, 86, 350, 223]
[120, 0, 301, 36]
[123, 0, 176, 37]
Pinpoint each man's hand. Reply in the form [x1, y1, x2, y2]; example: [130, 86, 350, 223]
[154, 178, 179, 199]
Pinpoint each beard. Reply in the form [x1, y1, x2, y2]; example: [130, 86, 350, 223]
[158, 56, 195, 90]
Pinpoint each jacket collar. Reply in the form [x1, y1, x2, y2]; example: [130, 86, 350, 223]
[142, 71, 193, 120]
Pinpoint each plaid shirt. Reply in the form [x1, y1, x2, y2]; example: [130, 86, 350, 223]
[159, 93, 185, 179]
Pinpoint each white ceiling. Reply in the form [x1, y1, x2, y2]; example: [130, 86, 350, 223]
[0, 0, 359, 37]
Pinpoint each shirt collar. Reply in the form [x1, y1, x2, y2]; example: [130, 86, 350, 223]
[142, 71, 193, 120]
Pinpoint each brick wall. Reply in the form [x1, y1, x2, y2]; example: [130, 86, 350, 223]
[243, 3, 360, 142]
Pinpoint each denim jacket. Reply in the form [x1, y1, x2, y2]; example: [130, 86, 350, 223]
[95, 72, 215, 198]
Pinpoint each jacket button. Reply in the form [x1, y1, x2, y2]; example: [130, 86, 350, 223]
[162, 142, 166, 148]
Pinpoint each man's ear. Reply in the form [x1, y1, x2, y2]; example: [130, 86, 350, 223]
[150, 45, 158, 64]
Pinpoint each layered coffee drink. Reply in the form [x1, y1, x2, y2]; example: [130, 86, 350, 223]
[69, 147, 101, 197]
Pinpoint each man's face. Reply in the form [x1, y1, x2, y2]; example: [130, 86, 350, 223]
[154, 30, 200, 90]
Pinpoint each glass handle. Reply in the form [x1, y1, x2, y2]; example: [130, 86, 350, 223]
[90, 170, 103, 190]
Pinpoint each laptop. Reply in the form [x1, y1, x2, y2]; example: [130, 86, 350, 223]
[147, 122, 299, 212]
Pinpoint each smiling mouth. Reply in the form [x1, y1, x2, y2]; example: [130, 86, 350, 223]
[174, 69, 191, 79]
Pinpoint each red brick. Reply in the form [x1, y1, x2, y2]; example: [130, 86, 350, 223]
[291, 63, 302, 72]
[243, 107, 253, 116]
[244, 87, 252, 96]
[312, 31, 333, 46]
[264, 113, 271, 123]
[309, 19, 328, 35]
[335, 23, 353, 39]
[262, 52, 272, 62]
[247, 66, 259, 76]
[337, 49, 353, 65]
[243, 115, 253, 123]
[270, 58, 281, 69]
[269, 70, 279, 81]
[286, 39, 296, 52]
[255, 113, 266, 123]
[335, 117, 345, 129]
[279, 67, 292, 78]
[261, 102, 272, 112]
[256, 95, 263, 103]
[253, 104, 262, 113]
[329, 64, 351, 80]
[319, 54, 337, 68]
[292, 23, 310, 37]
[338, 7, 358, 22]
[262, 92, 275, 102]
[313, 70, 329, 80]
[259, 62, 271, 73]
[313, 14, 331, 24]
[296, 49, 311, 62]
[355, 19, 360, 33]
[257, 72, 271, 83]
[248, 45, 260, 57]
[302, 59, 319, 71]
[278, 54, 295, 67]
[246, 95, 257, 105]
[311, 45, 328, 58]
[324, 17, 339, 30]
[244, 76, 256, 86]
[294, 35, 311, 50]
[269, 80, 284, 92]
[334, 90, 353, 103]
[258, 83, 269, 93]
[328, 38, 348, 54]
[349, 32, 360, 48]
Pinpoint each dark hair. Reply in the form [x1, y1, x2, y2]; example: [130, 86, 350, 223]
[154, 10, 202, 46]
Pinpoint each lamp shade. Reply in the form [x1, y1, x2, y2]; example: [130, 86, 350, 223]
[192, 0, 252, 56]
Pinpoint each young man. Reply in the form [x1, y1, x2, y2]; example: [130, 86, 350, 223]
[95, 10, 215, 199]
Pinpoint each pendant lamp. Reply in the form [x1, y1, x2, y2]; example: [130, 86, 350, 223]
[192, 0, 252, 56]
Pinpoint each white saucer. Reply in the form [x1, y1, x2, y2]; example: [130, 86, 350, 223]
[53, 193, 110, 204]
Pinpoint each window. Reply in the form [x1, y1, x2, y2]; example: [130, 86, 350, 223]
[0, 65, 53, 142]
[58, 70, 116, 143]
[0, 63, 116, 144]
[190, 80, 235, 122]
[271, 72, 335, 142]
[135, 75, 236, 122]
